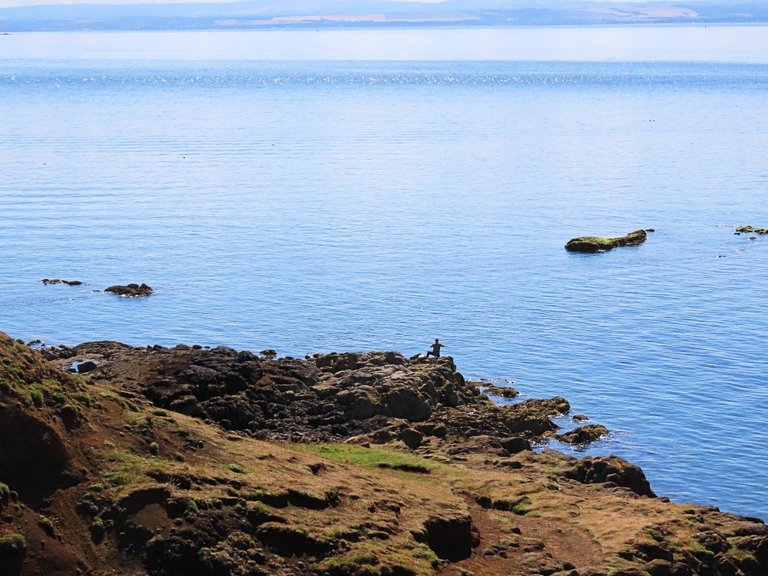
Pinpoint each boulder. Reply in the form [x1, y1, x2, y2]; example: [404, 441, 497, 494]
[499, 436, 531, 454]
[556, 424, 609, 445]
[399, 428, 424, 449]
[382, 386, 431, 421]
[565, 229, 647, 253]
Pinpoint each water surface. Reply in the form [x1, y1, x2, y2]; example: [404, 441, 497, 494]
[1, 28, 767, 520]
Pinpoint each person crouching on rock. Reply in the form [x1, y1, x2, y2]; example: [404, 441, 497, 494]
[425, 338, 444, 358]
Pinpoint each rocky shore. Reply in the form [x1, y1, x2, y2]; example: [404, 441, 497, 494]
[1, 331, 766, 576]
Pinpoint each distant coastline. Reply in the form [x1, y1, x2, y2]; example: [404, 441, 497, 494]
[2, 0, 768, 32]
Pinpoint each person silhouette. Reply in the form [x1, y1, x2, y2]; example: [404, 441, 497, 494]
[425, 338, 444, 358]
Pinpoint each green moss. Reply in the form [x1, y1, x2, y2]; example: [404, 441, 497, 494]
[29, 388, 44, 408]
[108, 473, 130, 487]
[72, 391, 92, 406]
[728, 548, 758, 569]
[688, 540, 715, 560]
[36, 514, 55, 536]
[0, 532, 26, 557]
[292, 444, 436, 474]
[226, 463, 245, 474]
[148, 442, 160, 456]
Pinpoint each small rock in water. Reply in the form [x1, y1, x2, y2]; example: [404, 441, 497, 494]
[104, 283, 154, 297]
[42, 278, 83, 286]
[565, 229, 647, 253]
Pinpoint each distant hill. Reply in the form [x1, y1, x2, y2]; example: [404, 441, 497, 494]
[1, 0, 768, 31]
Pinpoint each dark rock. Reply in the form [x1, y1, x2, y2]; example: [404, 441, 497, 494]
[565, 229, 647, 253]
[565, 455, 655, 497]
[399, 428, 424, 449]
[382, 386, 431, 421]
[556, 424, 609, 445]
[481, 384, 520, 398]
[498, 436, 531, 454]
[423, 513, 477, 561]
[42, 278, 83, 286]
[76, 360, 98, 374]
[105, 283, 154, 297]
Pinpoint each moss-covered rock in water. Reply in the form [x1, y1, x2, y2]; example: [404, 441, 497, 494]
[565, 229, 647, 252]
[736, 225, 768, 234]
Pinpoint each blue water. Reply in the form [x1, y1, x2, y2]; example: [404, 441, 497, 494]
[2, 29, 768, 520]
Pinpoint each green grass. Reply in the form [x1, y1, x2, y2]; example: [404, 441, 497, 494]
[28, 388, 44, 408]
[0, 532, 26, 557]
[226, 463, 245, 474]
[292, 443, 436, 473]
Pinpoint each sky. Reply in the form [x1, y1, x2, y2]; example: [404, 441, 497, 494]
[0, 0, 653, 10]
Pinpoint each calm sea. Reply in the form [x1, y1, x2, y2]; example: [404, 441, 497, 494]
[2, 27, 768, 519]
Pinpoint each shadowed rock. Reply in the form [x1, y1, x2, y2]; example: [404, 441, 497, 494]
[565, 229, 647, 253]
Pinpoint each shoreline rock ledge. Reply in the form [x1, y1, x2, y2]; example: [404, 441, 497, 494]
[565, 229, 648, 253]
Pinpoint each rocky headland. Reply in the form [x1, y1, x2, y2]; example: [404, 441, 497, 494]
[1, 331, 766, 576]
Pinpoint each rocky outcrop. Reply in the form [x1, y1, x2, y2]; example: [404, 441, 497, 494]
[565, 229, 647, 253]
[104, 283, 153, 297]
[565, 455, 655, 497]
[56, 344, 569, 447]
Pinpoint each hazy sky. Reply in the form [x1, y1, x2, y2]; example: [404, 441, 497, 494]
[0, 0, 651, 10]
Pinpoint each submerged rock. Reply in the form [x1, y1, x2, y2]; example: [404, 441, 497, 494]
[556, 423, 609, 445]
[565, 229, 647, 253]
[105, 283, 154, 297]
[42, 278, 83, 286]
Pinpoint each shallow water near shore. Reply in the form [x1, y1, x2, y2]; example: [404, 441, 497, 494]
[2, 28, 768, 520]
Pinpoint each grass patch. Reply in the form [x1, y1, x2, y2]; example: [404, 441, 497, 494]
[0, 532, 26, 557]
[28, 388, 44, 408]
[292, 444, 436, 474]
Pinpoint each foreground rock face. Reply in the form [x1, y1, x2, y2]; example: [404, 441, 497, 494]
[2, 332, 767, 576]
[565, 229, 647, 253]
